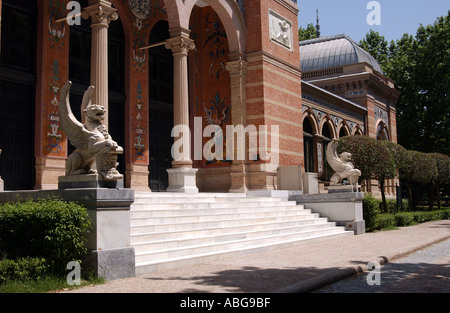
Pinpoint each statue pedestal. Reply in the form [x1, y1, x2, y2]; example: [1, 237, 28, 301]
[289, 192, 366, 235]
[328, 185, 360, 193]
[58, 174, 124, 189]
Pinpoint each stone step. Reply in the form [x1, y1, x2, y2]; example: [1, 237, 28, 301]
[132, 196, 284, 204]
[135, 230, 353, 274]
[132, 221, 337, 252]
[130, 217, 330, 241]
[130, 212, 319, 232]
[130, 200, 294, 211]
[130, 204, 304, 218]
[130, 205, 307, 223]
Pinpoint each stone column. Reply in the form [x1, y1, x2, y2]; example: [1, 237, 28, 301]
[165, 29, 198, 193]
[82, 0, 118, 129]
[226, 55, 249, 193]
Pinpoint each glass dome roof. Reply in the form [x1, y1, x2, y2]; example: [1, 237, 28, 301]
[299, 34, 383, 74]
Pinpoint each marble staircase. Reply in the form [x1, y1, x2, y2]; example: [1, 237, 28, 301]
[131, 192, 353, 275]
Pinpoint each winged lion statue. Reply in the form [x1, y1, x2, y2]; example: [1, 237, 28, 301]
[58, 81, 123, 181]
[326, 139, 361, 188]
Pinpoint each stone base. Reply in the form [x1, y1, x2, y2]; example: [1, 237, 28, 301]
[58, 174, 124, 189]
[167, 168, 199, 193]
[289, 192, 365, 235]
[328, 185, 361, 193]
[247, 190, 303, 198]
[84, 247, 135, 281]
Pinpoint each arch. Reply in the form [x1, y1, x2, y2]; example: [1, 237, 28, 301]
[353, 125, 364, 136]
[165, 0, 246, 54]
[319, 116, 337, 140]
[301, 108, 319, 136]
[337, 121, 351, 138]
[376, 120, 389, 141]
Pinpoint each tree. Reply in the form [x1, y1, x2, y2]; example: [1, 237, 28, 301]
[360, 12, 450, 156]
[337, 136, 396, 211]
[401, 151, 438, 210]
[358, 30, 390, 74]
[298, 23, 317, 41]
[429, 153, 450, 209]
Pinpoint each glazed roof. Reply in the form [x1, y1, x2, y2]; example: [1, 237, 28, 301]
[299, 34, 383, 74]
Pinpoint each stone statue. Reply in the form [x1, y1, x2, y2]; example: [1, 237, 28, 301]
[58, 81, 123, 180]
[326, 139, 361, 188]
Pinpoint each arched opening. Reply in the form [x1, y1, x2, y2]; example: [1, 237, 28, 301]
[0, 0, 37, 190]
[148, 20, 173, 192]
[68, 0, 126, 176]
[376, 122, 389, 141]
[303, 117, 315, 173]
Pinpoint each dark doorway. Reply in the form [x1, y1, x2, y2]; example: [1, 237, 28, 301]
[148, 20, 173, 191]
[0, 0, 36, 190]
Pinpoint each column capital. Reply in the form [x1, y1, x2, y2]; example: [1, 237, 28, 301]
[82, 2, 118, 26]
[226, 59, 248, 77]
[165, 36, 196, 56]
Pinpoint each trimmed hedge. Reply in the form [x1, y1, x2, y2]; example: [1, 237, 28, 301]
[374, 210, 450, 230]
[363, 194, 450, 231]
[0, 197, 91, 276]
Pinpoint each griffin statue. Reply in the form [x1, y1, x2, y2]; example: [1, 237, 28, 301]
[326, 139, 361, 189]
[58, 81, 123, 181]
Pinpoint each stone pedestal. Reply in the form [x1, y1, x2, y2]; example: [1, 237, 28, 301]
[303, 172, 318, 194]
[61, 187, 135, 281]
[58, 174, 124, 189]
[167, 168, 199, 194]
[290, 192, 366, 235]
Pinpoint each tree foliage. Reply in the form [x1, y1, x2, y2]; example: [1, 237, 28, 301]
[298, 23, 317, 41]
[359, 12, 450, 156]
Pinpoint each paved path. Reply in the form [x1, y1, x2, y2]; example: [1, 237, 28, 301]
[65, 219, 450, 293]
[315, 238, 450, 293]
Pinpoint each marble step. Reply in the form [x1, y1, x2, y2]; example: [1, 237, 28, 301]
[130, 200, 294, 211]
[130, 217, 330, 242]
[130, 212, 320, 233]
[135, 229, 352, 274]
[132, 221, 338, 252]
[130, 206, 308, 224]
[130, 204, 303, 218]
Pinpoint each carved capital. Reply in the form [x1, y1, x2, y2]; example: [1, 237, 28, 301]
[82, 4, 118, 26]
[226, 59, 248, 77]
[165, 36, 196, 56]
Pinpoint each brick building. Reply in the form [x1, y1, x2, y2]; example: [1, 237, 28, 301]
[0, 0, 399, 195]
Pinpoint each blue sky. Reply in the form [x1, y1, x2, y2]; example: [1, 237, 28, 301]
[297, 0, 449, 43]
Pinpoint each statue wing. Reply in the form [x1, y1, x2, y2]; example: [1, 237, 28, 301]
[58, 81, 93, 149]
[326, 139, 347, 172]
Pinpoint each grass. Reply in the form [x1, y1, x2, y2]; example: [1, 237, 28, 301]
[0, 275, 105, 293]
